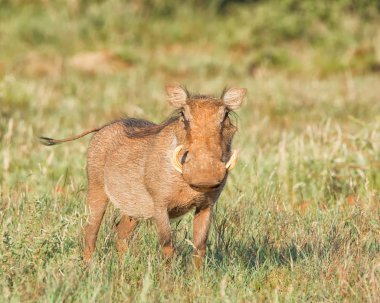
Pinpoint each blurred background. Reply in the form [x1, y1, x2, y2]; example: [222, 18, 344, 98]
[1, 1, 380, 301]
[1, 0, 380, 185]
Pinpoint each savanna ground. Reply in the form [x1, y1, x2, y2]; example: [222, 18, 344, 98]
[1, 0, 380, 302]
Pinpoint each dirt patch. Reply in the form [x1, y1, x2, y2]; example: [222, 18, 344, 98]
[68, 50, 131, 75]
[13, 52, 64, 77]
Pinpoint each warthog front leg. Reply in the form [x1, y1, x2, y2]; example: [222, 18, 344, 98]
[193, 205, 213, 269]
[154, 209, 174, 261]
[116, 215, 138, 260]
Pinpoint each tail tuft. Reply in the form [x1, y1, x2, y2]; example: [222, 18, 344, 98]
[39, 136, 59, 146]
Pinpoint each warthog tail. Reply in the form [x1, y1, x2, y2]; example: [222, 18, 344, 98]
[39, 127, 101, 146]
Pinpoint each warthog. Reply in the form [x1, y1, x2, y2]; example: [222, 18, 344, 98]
[40, 85, 246, 268]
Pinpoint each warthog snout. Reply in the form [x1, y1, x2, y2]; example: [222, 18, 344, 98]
[172, 145, 238, 190]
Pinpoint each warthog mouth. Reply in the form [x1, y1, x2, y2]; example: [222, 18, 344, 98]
[189, 183, 222, 192]
[171, 145, 238, 175]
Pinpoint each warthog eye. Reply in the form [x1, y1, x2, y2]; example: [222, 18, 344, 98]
[181, 151, 189, 164]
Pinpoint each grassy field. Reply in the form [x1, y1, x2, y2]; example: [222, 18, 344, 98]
[1, 1, 380, 302]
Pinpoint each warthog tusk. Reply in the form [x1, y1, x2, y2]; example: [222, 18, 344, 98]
[172, 145, 183, 173]
[226, 150, 238, 171]
[172, 146, 238, 173]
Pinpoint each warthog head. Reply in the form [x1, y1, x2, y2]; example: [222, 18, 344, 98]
[167, 85, 246, 191]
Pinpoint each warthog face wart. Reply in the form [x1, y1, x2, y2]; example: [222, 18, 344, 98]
[167, 85, 246, 191]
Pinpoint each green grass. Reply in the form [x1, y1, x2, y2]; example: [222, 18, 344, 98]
[1, 1, 380, 302]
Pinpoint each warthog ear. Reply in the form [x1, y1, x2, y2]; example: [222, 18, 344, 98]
[222, 87, 247, 110]
[165, 84, 188, 108]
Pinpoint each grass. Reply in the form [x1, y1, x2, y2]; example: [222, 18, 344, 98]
[1, 0, 380, 302]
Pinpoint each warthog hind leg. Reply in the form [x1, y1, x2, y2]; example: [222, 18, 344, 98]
[84, 186, 108, 264]
[116, 215, 138, 260]
[154, 208, 174, 262]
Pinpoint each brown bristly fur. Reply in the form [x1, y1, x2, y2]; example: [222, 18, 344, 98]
[40, 85, 246, 268]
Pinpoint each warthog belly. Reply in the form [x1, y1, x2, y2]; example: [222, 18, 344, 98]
[104, 148, 155, 219]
